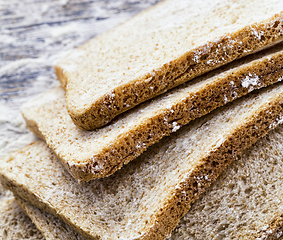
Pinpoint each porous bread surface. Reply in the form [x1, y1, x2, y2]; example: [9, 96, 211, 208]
[0, 183, 43, 239]
[169, 124, 283, 240]
[25, 43, 283, 182]
[0, 198, 44, 240]
[15, 196, 86, 240]
[0, 183, 13, 201]
[10, 125, 283, 240]
[56, 0, 283, 130]
[2, 84, 283, 240]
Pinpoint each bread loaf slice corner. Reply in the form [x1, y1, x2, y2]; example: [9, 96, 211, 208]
[23, 43, 283, 182]
[56, 0, 283, 130]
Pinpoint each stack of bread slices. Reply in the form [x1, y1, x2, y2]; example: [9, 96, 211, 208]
[2, 0, 283, 239]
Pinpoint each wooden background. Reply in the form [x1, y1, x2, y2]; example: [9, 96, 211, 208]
[0, 0, 161, 157]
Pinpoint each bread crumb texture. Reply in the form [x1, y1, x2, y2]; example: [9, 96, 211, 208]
[24, 43, 283, 182]
[16, 196, 86, 240]
[2, 83, 283, 239]
[0, 182, 42, 239]
[0, 198, 44, 240]
[0, 183, 13, 202]
[169, 123, 283, 240]
[56, 0, 283, 130]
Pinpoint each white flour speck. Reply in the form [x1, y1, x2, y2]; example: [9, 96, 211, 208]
[241, 75, 259, 88]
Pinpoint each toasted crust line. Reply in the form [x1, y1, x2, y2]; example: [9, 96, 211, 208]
[56, 13, 283, 130]
[31, 59, 283, 182]
[2, 93, 283, 239]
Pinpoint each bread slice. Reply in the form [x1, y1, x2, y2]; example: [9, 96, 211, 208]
[15, 196, 86, 240]
[13, 125, 283, 240]
[0, 182, 44, 239]
[0, 197, 44, 240]
[169, 123, 283, 240]
[24, 43, 283, 182]
[1, 182, 79, 240]
[2, 83, 283, 239]
[55, 0, 283, 130]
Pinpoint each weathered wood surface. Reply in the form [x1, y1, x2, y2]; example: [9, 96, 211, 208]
[0, 0, 160, 157]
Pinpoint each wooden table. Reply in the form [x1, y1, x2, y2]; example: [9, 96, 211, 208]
[0, 0, 160, 157]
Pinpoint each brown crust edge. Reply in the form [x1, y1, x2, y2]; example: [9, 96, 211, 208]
[54, 0, 166, 90]
[51, 55, 283, 182]
[59, 13, 283, 130]
[0, 169, 97, 240]
[15, 195, 85, 240]
[139, 95, 283, 239]
[255, 214, 283, 240]
[2, 91, 283, 239]
[15, 196, 49, 238]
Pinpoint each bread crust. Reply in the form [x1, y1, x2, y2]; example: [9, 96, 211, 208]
[139, 99, 283, 239]
[2, 84, 283, 240]
[56, 5, 283, 130]
[256, 215, 283, 240]
[0, 197, 44, 240]
[15, 196, 86, 240]
[25, 45, 283, 182]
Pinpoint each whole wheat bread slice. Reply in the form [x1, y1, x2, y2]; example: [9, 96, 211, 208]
[24, 44, 283, 182]
[56, 0, 283, 130]
[0, 197, 44, 240]
[1, 83, 283, 239]
[15, 196, 86, 240]
[169, 123, 283, 240]
[0, 180, 44, 239]
[13, 124, 283, 240]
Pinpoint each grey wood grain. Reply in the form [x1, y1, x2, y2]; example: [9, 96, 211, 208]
[0, 0, 160, 157]
[0, 2, 160, 239]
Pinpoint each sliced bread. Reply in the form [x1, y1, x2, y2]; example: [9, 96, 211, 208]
[0, 173, 43, 239]
[15, 196, 86, 240]
[13, 124, 283, 240]
[24, 43, 283, 182]
[55, 0, 283, 130]
[0, 197, 44, 240]
[169, 123, 283, 240]
[1, 83, 283, 239]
